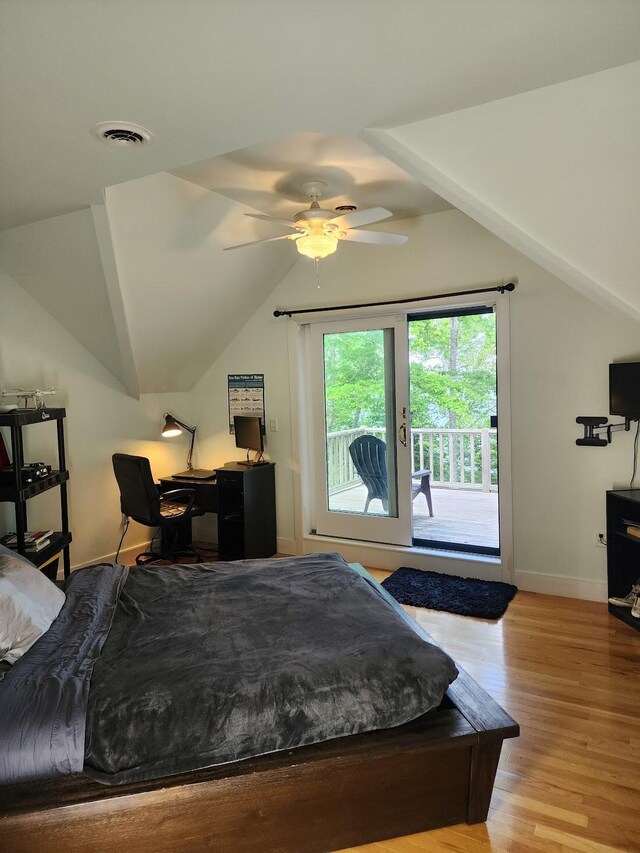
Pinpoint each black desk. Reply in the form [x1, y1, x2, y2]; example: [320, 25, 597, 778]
[157, 476, 217, 555]
[159, 475, 218, 513]
[158, 462, 276, 560]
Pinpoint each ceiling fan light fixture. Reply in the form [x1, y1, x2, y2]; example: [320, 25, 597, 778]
[296, 232, 338, 260]
[226, 180, 407, 260]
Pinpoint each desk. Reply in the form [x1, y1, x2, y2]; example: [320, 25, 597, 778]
[158, 462, 276, 560]
[159, 476, 218, 513]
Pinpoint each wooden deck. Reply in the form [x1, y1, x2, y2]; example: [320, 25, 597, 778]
[329, 484, 499, 550]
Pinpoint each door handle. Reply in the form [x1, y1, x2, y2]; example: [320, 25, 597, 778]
[398, 423, 407, 446]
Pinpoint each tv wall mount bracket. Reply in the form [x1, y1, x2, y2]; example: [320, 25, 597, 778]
[575, 416, 630, 447]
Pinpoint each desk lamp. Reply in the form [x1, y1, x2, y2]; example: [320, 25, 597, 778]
[161, 413, 215, 480]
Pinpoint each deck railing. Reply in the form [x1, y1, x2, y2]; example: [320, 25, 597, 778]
[327, 427, 498, 494]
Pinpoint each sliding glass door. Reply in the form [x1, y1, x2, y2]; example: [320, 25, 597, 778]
[306, 304, 504, 556]
[309, 316, 412, 545]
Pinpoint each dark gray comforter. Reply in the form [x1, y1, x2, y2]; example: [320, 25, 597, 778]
[0, 562, 127, 784]
[1, 553, 458, 786]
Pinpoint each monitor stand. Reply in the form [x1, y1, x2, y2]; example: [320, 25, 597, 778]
[238, 451, 267, 467]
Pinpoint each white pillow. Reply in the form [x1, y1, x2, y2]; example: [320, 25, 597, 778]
[0, 547, 66, 664]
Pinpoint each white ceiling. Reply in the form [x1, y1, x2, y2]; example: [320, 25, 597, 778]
[0, 209, 126, 383]
[105, 172, 296, 392]
[2, 1, 640, 397]
[2, 1, 640, 230]
[172, 133, 450, 221]
[368, 61, 640, 322]
[94, 136, 439, 394]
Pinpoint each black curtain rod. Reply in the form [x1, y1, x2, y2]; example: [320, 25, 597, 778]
[273, 281, 516, 318]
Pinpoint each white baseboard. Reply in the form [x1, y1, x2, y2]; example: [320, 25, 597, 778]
[71, 538, 298, 572]
[303, 535, 504, 581]
[514, 570, 607, 602]
[72, 541, 152, 571]
[277, 537, 297, 556]
[66, 539, 606, 602]
[303, 535, 607, 602]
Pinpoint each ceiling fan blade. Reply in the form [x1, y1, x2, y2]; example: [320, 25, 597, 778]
[340, 230, 408, 246]
[328, 206, 393, 230]
[244, 213, 298, 229]
[224, 233, 298, 251]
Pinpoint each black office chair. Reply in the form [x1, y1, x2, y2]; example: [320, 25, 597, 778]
[348, 435, 434, 516]
[112, 453, 206, 565]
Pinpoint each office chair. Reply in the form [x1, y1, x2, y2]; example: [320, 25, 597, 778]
[112, 453, 206, 565]
[348, 435, 433, 516]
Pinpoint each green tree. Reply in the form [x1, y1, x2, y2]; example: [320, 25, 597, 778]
[322, 314, 496, 434]
[323, 330, 386, 431]
[409, 314, 496, 430]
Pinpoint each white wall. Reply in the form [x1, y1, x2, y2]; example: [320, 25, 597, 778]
[0, 267, 192, 568]
[369, 61, 640, 323]
[4, 205, 639, 598]
[105, 173, 295, 393]
[0, 209, 127, 385]
[190, 209, 640, 597]
[188, 294, 297, 552]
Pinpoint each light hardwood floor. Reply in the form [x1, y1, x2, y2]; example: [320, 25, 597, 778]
[338, 570, 640, 853]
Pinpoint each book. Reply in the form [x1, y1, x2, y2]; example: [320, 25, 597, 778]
[25, 539, 51, 552]
[1, 537, 51, 553]
[1, 530, 53, 547]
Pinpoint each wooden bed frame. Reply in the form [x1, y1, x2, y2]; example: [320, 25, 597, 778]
[1, 650, 518, 853]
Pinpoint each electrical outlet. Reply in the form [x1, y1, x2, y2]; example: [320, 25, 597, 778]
[594, 530, 607, 548]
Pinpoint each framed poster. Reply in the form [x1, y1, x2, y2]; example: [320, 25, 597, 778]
[228, 374, 265, 433]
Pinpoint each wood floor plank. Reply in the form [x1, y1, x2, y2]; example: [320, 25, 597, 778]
[338, 569, 640, 853]
[491, 789, 589, 829]
[533, 824, 622, 852]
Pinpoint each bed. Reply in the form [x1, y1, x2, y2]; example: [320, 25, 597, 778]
[0, 552, 518, 852]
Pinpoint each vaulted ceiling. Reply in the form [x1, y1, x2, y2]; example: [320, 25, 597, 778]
[1, 1, 639, 396]
[366, 60, 640, 323]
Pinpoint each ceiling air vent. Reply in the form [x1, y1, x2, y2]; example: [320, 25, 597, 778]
[91, 121, 153, 147]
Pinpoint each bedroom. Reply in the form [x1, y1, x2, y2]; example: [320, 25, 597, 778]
[1, 2, 640, 850]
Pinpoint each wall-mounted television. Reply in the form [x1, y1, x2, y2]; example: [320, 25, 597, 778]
[610, 362, 640, 419]
[233, 415, 265, 465]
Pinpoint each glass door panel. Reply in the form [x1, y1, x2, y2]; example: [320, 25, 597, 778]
[310, 316, 411, 546]
[325, 328, 398, 517]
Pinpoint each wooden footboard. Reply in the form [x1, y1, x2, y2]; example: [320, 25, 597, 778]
[0, 660, 517, 852]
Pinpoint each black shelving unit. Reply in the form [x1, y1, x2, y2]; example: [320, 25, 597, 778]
[216, 462, 276, 561]
[606, 489, 640, 632]
[0, 408, 72, 579]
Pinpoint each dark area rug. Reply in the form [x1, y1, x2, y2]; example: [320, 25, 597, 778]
[381, 567, 517, 619]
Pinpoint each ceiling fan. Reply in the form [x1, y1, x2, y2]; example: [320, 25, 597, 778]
[224, 181, 409, 262]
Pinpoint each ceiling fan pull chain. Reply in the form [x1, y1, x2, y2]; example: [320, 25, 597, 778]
[314, 257, 321, 288]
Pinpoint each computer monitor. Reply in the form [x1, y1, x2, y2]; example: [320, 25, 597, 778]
[610, 362, 640, 419]
[234, 415, 264, 465]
